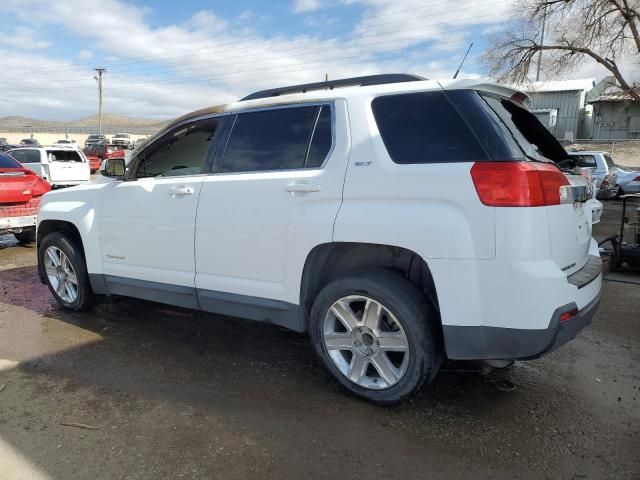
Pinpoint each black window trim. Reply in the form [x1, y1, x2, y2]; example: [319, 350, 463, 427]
[212, 101, 336, 175]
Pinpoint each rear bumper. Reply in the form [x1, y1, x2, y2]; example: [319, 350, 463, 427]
[597, 186, 618, 199]
[444, 281, 602, 360]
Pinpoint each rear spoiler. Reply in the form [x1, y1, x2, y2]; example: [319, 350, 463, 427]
[440, 80, 531, 108]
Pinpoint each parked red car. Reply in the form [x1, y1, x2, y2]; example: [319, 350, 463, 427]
[0, 152, 51, 242]
[85, 153, 102, 174]
[84, 143, 126, 161]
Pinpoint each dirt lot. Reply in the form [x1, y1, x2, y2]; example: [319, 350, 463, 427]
[0, 203, 638, 480]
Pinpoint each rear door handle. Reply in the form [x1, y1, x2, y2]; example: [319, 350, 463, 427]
[285, 182, 322, 193]
[169, 186, 194, 197]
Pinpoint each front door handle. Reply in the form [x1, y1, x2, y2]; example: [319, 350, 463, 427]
[285, 182, 322, 193]
[169, 186, 194, 197]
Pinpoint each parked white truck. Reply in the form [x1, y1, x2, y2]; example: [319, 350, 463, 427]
[35, 75, 603, 404]
[8, 146, 90, 189]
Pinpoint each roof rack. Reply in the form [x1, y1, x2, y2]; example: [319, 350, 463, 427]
[240, 73, 426, 101]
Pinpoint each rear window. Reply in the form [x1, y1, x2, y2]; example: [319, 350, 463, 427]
[572, 154, 597, 168]
[47, 150, 82, 162]
[480, 94, 568, 163]
[0, 153, 21, 168]
[371, 91, 490, 164]
[604, 154, 616, 168]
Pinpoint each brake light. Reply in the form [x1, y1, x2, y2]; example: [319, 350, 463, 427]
[634, 175, 640, 182]
[471, 162, 569, 207]
[510, 91, 530, 107]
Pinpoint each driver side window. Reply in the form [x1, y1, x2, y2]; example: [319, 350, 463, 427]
[135, 119, 219, 179]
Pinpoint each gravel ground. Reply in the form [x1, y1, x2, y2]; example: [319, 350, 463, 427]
[0, 204, 638, 480]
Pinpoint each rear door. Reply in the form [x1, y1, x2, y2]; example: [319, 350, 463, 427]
[45, 149, 89, 183]
[194, 102, 350, 308]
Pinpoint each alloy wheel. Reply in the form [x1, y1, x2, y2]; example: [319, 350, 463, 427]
[44, 246, 79, 303]
[322, 295, 410, 390]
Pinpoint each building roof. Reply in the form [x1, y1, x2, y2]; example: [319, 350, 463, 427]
[590, 87, 640, 103]
[513, 78, 596, 93]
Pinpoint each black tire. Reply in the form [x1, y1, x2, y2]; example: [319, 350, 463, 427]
[309, 269, 442, 405]
[38, 232, 94, 311]
[14, 228, 36, 243]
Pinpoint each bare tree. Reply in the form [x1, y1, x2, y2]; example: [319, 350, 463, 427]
[483, 0, 640, 101]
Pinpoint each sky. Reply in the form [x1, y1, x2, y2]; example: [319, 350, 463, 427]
[0, 0, 634, 121]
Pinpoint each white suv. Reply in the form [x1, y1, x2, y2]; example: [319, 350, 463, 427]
[8, 145, 90, 188]
[36, 74, 603, 404]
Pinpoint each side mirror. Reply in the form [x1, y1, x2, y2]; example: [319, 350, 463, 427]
[101, 157, 126, 179]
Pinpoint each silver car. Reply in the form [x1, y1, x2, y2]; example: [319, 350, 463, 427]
[568, 151, 618, 199]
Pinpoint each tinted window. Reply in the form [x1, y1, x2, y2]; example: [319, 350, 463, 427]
[372, 92, 489, 164]
[573, 154, 597, 168]
[481, 95, 568, 163]
[0, 152, 21, 168]
[221, 106, 318, 172]
[136, 120, 219, 178]
[8, 150, 26, 162]
[24, 150, 41, 163]
[47, 150, 82, 162]
[306, 105, 332, 168]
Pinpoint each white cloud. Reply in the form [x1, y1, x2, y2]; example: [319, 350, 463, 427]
[294, 0, 322, 13]
[0, 0, 502, 121]
[0, 26, 50, 50]
[78, 49, 93, 60]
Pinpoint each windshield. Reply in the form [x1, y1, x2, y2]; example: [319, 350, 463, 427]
[480, 93, 568, 163]
[115, 134, 127, 138]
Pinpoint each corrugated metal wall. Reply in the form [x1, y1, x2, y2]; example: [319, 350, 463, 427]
[592, 102, 640, 140]
[527, 90, 585, 140]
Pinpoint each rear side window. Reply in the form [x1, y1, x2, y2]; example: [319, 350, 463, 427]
[221, 106, 326, 173]
[24, 150, 41, 163]
[372, 91, 489, 164]
[604, 154, 616, 168]
[8, 150, 26, 162]
[573, 154, 597, 168]
[47, 150, 81, 162]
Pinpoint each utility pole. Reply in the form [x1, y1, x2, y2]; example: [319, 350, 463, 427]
[536, 5, 547, 81]
[94, 68, 106, 134]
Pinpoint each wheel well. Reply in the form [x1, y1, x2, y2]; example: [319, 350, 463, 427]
[300, 242, 441, 330]
[37, 220, 86, 281]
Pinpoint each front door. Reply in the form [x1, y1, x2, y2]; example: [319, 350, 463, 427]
[100, 118, 221, 306]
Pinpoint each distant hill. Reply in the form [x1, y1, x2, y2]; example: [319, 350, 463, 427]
[0, 114, 169, 131]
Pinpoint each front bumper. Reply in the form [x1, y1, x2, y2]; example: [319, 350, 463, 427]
[443, 288, 602, 360]
[0, 214, 37, 234]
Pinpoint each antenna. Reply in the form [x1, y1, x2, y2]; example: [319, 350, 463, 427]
[453, 42, 474, 79]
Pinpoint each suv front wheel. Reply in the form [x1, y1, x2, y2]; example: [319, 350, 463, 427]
[39, 232, 94, 311]
[310, 270, 441, 405]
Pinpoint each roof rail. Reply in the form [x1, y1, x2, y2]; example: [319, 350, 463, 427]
[240, 73, 426, 101]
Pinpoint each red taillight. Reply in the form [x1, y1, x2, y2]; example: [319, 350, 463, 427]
[510, 91, 530, 107]
[559, 308, 578, 322]
[634, 175, 640, 182]
[471, 161, 569, 207]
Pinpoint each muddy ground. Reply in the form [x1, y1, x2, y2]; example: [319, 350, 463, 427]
[0, 202, 638, 480]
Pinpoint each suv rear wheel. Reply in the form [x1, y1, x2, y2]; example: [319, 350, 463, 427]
[310, 270, 441, 405]
[39, 232, 94, 311]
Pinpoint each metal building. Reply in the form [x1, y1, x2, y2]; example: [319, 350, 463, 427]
[589, 88, 640, 140]
[518, 79, 596, 141]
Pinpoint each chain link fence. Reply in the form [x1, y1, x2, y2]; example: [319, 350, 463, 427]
[564, 139, 640, 169]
